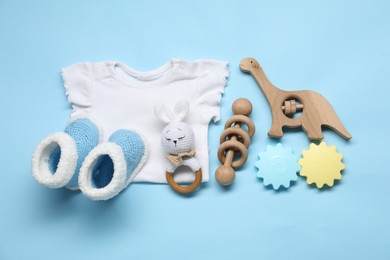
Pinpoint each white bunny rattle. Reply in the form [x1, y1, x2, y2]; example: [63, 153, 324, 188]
[154, 99, 202, 194]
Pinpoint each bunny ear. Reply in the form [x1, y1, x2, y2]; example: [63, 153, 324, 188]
[173, 99, 189, 121]
[154, 104, 173, 123]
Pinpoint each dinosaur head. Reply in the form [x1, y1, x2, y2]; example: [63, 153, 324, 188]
[240, 57, 259, 73]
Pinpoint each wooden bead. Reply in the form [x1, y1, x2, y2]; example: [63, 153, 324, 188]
[283, 100, 292, 115]
[232, 98, 253, 116]
[215, 165, 235, 186]
[282, 100, 304, 115]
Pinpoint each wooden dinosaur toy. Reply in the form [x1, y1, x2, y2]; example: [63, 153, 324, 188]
[240, 57, 351, 140]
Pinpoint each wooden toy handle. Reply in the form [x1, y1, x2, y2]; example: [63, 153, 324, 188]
[224, 123, 241, 166]
[215, 98, 256, 186]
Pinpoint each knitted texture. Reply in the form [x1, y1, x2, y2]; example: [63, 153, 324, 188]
[59, 119, 100, 189]
[166, 157, 201, 173]
[91, 155, 114, 188]
[161, 122, 195, 155]
[109, 130, 146, 181]
[48, 148, 61, 174]
[32, 118, 99, 189]
[154, 99, 189, 123]
[79, 143, 126, 200]
[166, 149, 196, 166]
[32, 133, 77, 188]
[155, 99, 201, 175]
[91, 130, 146, 188]
[79, 129, 148, 200]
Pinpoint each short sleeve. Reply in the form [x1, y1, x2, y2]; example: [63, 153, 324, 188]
[61, 62, 93, 116]
[195, 60, 229, 123]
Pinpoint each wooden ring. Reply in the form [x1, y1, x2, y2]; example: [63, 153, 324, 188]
[166, 168, 202, 194]
[217, 140, 248, 168]
[224, 115, 255, 138]
[219, 127, 250, 148]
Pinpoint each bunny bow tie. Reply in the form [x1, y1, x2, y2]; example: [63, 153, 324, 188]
[166, 149, 196, 166]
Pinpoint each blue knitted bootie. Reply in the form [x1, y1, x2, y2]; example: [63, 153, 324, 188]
[78, 129, 148, 201]
[32, 119, 100, 189]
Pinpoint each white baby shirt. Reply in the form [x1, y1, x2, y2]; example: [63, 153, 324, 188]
[62, 58, 229, 183]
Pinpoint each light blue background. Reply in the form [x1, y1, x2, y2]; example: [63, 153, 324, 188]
[1, 0, 389, 259]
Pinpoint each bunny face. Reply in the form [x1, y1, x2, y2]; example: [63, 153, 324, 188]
[155, 99, 196, 155]
[161, 122, 194, 155]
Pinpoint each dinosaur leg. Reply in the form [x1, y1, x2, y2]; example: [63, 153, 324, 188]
[268, 123, 284, 138]
[303, 123, 324, 140]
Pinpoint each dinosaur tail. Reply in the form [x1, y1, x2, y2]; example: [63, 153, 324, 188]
[318, 95, 352, 140]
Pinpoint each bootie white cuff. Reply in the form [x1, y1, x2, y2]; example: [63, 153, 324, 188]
[79, 129, 148, 201]
[32, 118, 101, 190]
[78, 143, 127, 201]
[32, 132, 77, 188]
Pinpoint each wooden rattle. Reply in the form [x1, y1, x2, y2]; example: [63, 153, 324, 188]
[240, 57, 351, 141]
[216, 98, 256, 186]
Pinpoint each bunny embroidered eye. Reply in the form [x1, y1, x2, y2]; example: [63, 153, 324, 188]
[178, 136, 185, 140]
[165, 137, 171, 141]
